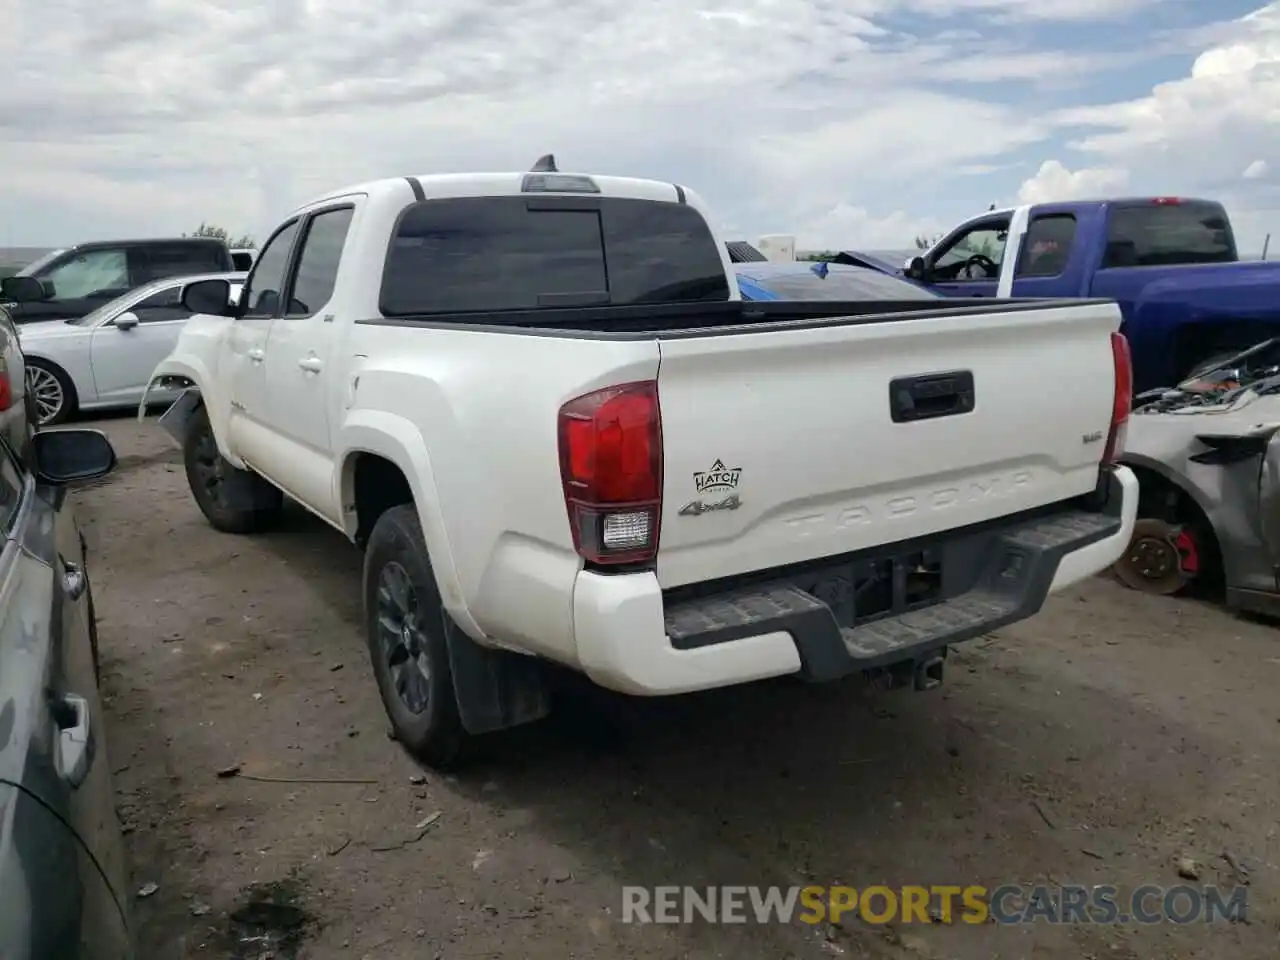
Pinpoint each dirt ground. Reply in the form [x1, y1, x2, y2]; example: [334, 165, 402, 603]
[77, 415, 1279, 960]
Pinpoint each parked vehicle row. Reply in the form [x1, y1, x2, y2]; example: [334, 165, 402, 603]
[145, 157, 1139, 770]
[0, 237, 237, 325]
[18, 272, 246, 426]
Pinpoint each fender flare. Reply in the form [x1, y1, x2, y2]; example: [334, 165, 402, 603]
[140, 357, 243, 465]
[336, 409, 483, 641]
[1117, 451, 1218, 524]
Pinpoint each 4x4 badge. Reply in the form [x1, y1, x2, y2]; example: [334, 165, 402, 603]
[679, 493, 741, 517]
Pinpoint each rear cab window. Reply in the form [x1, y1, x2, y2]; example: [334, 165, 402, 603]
[379, 196, 730, 317]
[1102, 200, 1237, 268]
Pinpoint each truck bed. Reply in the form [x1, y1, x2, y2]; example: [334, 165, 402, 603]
[356, 296, 1113, 337]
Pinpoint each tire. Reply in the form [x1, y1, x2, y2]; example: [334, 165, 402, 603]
[182, 404, 282, 534]
[363, 504, 469, 770]
[26, 358, 76, 426]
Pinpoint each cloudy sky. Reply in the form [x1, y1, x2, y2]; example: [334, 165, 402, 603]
[0, 0, 1276, 253]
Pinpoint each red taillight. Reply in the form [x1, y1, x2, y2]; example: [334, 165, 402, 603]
[1103, 332, 1132, 465]
[558, 380, 662, 566]
[1151, 197, 1183, 205]
[0, 363, 11, 412]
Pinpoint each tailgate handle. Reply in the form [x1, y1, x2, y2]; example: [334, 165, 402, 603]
[889, 371, 975, 423]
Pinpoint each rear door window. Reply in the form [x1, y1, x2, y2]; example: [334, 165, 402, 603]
[1016, 214, 1076, 278]
[285, 207, 355, 317]
[380, 196, 729, 316]
[1103, 202, 1236, 267]
[137, 243, 229, 282]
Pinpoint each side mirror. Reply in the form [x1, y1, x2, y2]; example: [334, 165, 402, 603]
[32, 428, 117, 484]
[1, 276, 49, 303]
[905, 256, 928, 282]
[114, 311, 139, 330]
[182, 278, 236, 317]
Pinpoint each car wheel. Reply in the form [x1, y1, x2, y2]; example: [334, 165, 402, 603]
[182, 404, 282, 533]
[1113, 517, 1194, 595]
[363, 504, 469, 770]
[25, 359, 76, 426]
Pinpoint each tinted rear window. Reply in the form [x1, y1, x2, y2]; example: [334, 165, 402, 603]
[380, 197, 730, 316]
[748, 266, 938, 300]
[139, 242, 230, 281]
[1103, 202, 1237, 268]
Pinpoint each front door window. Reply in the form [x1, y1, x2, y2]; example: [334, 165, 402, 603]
[41, 249, 129, 299]
[930, 222, 1009, 282]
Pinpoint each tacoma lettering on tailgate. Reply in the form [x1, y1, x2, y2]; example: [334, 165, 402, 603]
[782, 470, 1035, 538]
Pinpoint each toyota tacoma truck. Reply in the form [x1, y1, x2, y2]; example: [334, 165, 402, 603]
[143, 158, 1139, 768]
[842, 197, 1280, 395]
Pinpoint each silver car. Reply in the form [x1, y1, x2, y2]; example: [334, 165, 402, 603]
[18, 271, 246, 425]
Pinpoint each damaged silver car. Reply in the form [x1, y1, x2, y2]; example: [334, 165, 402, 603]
[1115, 338, 1280, 617]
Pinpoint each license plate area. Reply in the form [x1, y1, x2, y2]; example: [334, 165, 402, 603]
[792, 548, 944, 630]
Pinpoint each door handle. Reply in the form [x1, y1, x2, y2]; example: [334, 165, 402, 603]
[61, 557, 87, 601]
[53, 693, 94, 789]
[248, 347, 265, 363]
[298, 356, 323, 373]
[889, 370, 976, 423]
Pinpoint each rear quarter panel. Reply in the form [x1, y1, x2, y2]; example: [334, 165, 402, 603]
[339, 322, 660, 665]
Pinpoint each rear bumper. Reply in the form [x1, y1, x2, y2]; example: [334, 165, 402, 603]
[573, 465, 1138, 696]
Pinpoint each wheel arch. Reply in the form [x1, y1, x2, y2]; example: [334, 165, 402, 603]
[142, 356, 244, 465]
[337, 411, 481, 640]
[23, 354, 79, 422]
[1117, 453, 1223, 586]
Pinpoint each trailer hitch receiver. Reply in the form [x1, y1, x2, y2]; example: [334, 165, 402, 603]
[914, 655, 945, 691]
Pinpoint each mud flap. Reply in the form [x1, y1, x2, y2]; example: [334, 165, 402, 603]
[444, 620, 550, 735]
[156, 388, 202, 447]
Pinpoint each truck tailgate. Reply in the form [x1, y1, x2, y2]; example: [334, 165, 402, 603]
[655, 301, 1122, 589]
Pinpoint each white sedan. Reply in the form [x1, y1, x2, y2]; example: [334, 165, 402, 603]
[19, 271, 245, 425]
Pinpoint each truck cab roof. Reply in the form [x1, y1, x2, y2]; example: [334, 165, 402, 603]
[294, 171, 694, 214]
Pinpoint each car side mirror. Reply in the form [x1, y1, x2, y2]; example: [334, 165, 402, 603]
[1, 276, 49, 303]
[32, 428, 117, 484]
[905, 256, 929, 282]
[114, 311, 139, 330]
[182, 278, 237, 317]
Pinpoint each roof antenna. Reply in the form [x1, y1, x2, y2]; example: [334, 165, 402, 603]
[530, 154, 557, 173]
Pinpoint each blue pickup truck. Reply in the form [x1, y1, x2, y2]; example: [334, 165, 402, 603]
[841, 197, 1280, 394]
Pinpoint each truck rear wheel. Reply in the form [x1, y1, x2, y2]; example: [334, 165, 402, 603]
[182, 405, 283, 533]
[363, 504, 469, 770]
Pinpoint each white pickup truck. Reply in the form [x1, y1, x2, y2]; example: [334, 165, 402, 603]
[145, 159, 1139, 768]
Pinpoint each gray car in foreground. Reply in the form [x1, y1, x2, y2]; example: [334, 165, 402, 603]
[1115, 340, 1280, 617]
[0, 393, 128, 955]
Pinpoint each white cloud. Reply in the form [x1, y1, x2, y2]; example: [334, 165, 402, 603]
[1017, 2, 1280, 251]
[1017, 160, 1130, 204]
[0, 0, 1164, 252]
